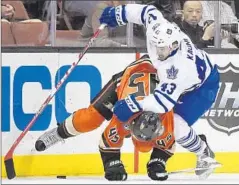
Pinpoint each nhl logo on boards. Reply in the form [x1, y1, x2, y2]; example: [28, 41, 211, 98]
[203, 63, 239, 135]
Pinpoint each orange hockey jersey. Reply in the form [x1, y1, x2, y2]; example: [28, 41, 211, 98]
[102, 58, 175, 153]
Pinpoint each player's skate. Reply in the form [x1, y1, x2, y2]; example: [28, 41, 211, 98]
[195, 134, 221, 179]
[35, 127, 65, 152]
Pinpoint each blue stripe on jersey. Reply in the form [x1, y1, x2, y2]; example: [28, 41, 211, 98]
[141, 6, 148, 24]
[122, 5, 127, 24]
[129, 95, 142, 111]
[147, 7, 156, 14]
[195, 55, 207, 83]
[184, 83, 200, 92]
[205, 54, 213, 70]
[153, 93, 168, 112]
[155, 90, 177, 105]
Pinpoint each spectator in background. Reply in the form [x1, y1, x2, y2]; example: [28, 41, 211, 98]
[200, 0, 238, 48]
[62, 1, 126, 47]
[1, 3, 15, 20]
[63, 0, 98, 37]
[173, 1, 214, 48]
[22, 0, 46, 20]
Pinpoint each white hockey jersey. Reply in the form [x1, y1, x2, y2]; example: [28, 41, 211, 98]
[124, 4, 216, 113]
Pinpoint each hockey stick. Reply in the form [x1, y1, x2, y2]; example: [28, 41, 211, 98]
[156, 163, 222, 177]
[4, 23, 107, 180]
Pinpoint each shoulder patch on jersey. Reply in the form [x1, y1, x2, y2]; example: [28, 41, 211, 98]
[166, 65, 178, 80]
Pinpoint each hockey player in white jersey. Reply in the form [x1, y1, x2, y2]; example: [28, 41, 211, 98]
[99, 4, 221, 179]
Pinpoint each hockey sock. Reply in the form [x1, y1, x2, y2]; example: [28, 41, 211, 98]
[176, 128, 206, 156]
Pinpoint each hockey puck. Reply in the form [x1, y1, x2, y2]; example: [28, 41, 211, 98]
[57, 175, 66, 179]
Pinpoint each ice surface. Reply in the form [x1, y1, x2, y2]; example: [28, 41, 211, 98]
[2, 174, 239, 184]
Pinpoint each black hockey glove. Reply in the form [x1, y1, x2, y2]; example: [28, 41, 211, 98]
[104, 160, 127, 181]
[146, 147, 174, 181]
[147, 158, 168, 181]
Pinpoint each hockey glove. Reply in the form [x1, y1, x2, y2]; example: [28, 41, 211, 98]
[147, 158, 168, 181]
[99, 5, 128, 28]
[105, 160, 127, 181]
[113, 94, 142, 122]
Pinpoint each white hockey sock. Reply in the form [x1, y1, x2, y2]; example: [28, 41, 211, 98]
[177, 128, 206, 156]
[64, 113, 80, 136]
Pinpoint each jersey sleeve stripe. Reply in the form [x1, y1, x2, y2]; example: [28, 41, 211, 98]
[141, 6, 148, 24]
[122, 5, 128, 24]
[153, 93, 168, 112]
[128, 95, 142, 112]
[147, 7, 157, 14]
[205, 54, 213, 70]
[154, 90, 177, 105]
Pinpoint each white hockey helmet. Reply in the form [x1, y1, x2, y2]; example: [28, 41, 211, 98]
[148, 21, 182, 50]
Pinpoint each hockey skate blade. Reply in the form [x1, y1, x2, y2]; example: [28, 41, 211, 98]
[197, 161, 222, 171]
[4, 158, 16, 179]
[198, 162, 222, 180]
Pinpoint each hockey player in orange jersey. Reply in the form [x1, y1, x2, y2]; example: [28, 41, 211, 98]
[96, 55, 176, 181]
[35, 55, 175, 181]
[98, 62, 176, 180]
[99, 53, 174, 154]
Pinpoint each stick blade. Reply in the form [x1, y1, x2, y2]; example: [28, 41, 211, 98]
[4, 158, 16, 179]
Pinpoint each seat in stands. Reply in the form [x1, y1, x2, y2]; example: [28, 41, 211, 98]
[11, 21, 49, 46]
[1, 20, 16, 46]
